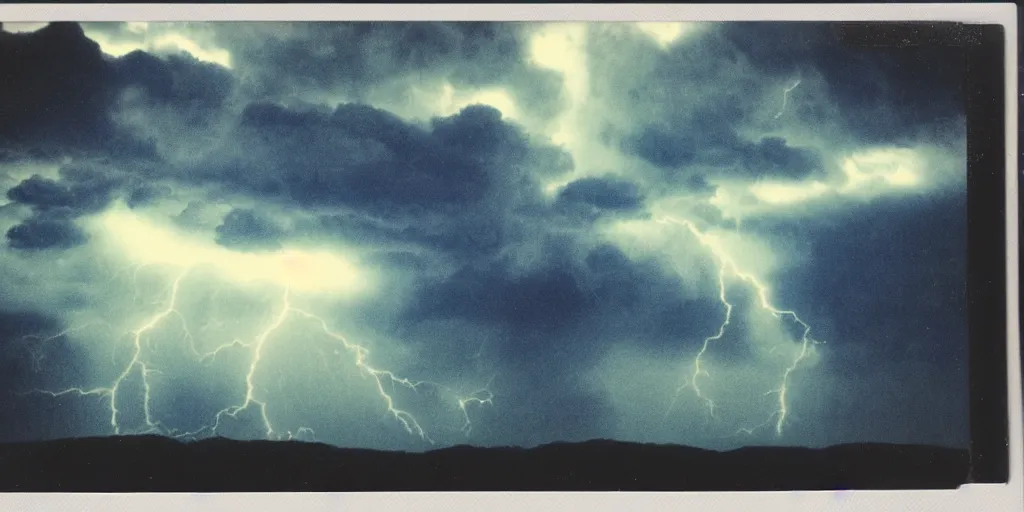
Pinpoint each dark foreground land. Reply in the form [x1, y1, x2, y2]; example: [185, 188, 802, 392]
[0, 436, 969, 491]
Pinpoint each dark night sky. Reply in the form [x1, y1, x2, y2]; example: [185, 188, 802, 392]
[0, 21, 967, 451]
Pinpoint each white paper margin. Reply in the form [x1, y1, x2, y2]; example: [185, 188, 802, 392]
[0, 4, 1018, 512]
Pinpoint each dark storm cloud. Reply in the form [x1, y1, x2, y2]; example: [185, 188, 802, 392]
[770, 190, 967, 363]
[200, 102, 568, 228]
[0, 22, 238, 163]
[596, 22, 961, 187]
[117, 50, 233, 107]
[199, 100, 570, 267]
[126, 183, 173, 209]
[7, 165, 125, 217]
[6, 176, 74, 211]
[742, 136, 824, 178]
[436, 265, 588, 334]
[215, 22, 566, 121]
[114, 49, 236, 128]
[224, 22, 520, 93]
[1, 21, 569, 261]
[551, 177, 647, 230]
[305, 213, 413, 248]
[4, 161, 143, 251]
[628, 120, 822, 180]
[105, 42, 240, 165]
[0, 22, 115, 154]
[587, 28, 760, 132]
[4, 165, 122, 252]
[401, 215, 507, 259]
[207, 102, 485, 210]
[672, 176, 719, 198]
[5, 214, 88, 251]
[557, 177, 644, 212]
[430, 104, 528, 160]
[621, 101, 749, 173]
[745, 190, 968, 446]
[214, 208, 284, 252]
[0, 23, 157, 160]
[719, 22, 965, 143]
[52, 164, 126, 214]
[629, 125, 698, 169]
[580, 243, 723, 351]
[408, 239, 722, 371]
[409, 238, 591, 340]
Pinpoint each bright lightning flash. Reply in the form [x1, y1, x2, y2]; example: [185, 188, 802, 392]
[657, 215, 823, 437]
[20, 208, 494, 446]
[773, 78, 802, 119]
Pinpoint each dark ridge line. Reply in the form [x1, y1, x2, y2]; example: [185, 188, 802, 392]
[0, 434, 964, 454]
[0, 435, 970, 492]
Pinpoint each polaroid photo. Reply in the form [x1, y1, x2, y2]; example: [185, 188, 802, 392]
[0, 3, 1018, 512]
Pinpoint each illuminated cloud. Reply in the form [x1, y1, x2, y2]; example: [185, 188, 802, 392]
[749, 180, 831, 205]
[0, 21, 968, 452]
[82, 22, 233, 68]
[88, 206, 375, 297]
[633, 22, 704, 49]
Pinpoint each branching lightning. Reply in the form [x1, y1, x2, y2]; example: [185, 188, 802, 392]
[657, 215, 823, 437]
[20, 254, 494, 446]
[19, 321, 115, 373]
[773, 78, 802, 119]
[18, 270, 192, 435]
[456, 374, 495, 436]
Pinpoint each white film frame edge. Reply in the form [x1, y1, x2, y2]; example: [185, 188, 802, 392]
[0, 3, 1018, 512]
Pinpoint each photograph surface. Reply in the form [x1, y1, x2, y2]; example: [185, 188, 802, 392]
[0, 20, 975, 491]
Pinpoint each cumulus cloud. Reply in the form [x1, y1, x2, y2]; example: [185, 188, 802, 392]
[0, 21, 969, 451]
[214, 208, 284, 252]
[6, 215, 88, 251]
[209, 22, 567, 122]
[558, 177, 644, 211]
[0, 23, 160, 161]
[195, 102, 554, 215]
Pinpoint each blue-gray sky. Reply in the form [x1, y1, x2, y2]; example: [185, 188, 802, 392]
[0, 21, 967, 451]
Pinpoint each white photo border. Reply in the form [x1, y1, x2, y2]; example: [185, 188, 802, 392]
[0, 4, 1018, 512]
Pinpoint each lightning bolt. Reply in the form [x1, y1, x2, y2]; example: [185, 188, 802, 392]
[664, 264, 730, 421]
[773, 78, 802, 119]
[21, 263, 494, 446]
[18, 321, 114, 373]
[208, 287, 292, 439]
[20, 269, 192, 435]
[457, 374, 496, 436]
[657, 216, 823, 436]
[283, 426, 317, 442]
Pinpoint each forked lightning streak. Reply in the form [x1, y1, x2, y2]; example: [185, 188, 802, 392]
[21, 263, 494, 445]
[658, 216, 823, 436]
